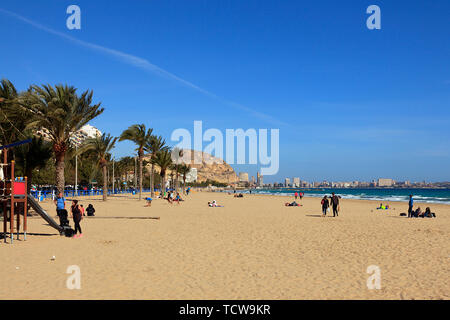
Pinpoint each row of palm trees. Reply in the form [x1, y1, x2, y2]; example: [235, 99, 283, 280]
[0, 79, 191, 201]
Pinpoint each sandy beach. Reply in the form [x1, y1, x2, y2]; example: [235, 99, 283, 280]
[0, 191, 449, 300]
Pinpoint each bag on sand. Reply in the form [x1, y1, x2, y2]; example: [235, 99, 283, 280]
[327, 208, 330, 214]
[63, 228, 75, 237]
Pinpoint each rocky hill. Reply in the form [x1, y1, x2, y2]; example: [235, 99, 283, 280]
[182, 149, 238, 184]
[143, 149, 238, 185]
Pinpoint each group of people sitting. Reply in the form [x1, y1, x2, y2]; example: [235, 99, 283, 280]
[165, 191, 184, 204]
[410, 207, 436, 218]
[233, 193, 244, 198]
[377, 203, 390, 210]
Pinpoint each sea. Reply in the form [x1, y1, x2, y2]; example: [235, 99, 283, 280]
[239, 188, 450, 205]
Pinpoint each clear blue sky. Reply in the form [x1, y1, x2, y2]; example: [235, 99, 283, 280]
[1, 0, 449, 183]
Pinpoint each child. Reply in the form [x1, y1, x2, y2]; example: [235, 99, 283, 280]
[145, 197, 152, 207]
[80, 204, 85, 216]
[70, 200, 83, 238]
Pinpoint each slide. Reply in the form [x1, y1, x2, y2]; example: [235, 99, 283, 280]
[27, 194, 64, 233]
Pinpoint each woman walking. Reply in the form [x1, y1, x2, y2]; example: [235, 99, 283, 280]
[71, 200, 83, 238]
[321, 196, 329, 217]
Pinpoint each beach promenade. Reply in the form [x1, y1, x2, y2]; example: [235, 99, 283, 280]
[1, 192, 449, 300]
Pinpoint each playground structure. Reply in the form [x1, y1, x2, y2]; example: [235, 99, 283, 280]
[0, 151, 28, 244]
[1, 139, 67, 243]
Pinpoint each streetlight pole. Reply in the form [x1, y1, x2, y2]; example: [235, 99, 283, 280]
[134, 156, 137, 190]
[112, 157, 115, 194]
[75, 144, 78, 195]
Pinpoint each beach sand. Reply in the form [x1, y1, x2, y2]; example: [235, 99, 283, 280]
[0, 191, 449, 300]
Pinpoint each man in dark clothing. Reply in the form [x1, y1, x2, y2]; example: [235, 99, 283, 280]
[331, 193, 340, 217]
[408, 195, 414, 218]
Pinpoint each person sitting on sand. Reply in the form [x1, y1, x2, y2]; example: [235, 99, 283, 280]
[145, 197, 152, 207]
[377, 203, 389, 210]
[423, 207, 436, 218]
[165, 192, 173, 204]
[174, 192, 183, 203]
[86, 204, 95, 216]
[321, 196, 329, 216]
[234, 193, 244, 198]
[208, 200, 223, 207]
[285, 201, 300, 207]
[412, 207, 422, 218]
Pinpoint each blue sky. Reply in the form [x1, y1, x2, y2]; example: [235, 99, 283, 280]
[1, 0, 449, 183]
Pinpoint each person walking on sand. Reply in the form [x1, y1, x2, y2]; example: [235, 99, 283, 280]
[321, 196, 329, 217]
[70, 200, 83, 238]
[408, 195, 414, 218]
[295, 192, 298, 200]
[331, 193, 339, 217]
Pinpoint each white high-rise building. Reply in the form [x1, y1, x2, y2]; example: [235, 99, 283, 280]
[292, 177, 300, 187]
[284, 178, 291, 187]
[377, 178, 394, 187]
[239, 172, 249, 182]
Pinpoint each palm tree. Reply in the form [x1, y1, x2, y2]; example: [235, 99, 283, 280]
[79, 133, 117, 201]
[116, 156, 135, 188]
[0, 79, 27, 161]
[15, 135, 53, 192]
[22, 84, 104, 194]
[144, 135, 168, 197]
[151, 149, 172, 196]
[178, 164, 192, 194]
[119, 124, 153, 200]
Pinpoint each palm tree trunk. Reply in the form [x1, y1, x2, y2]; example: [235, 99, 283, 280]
[150, 163, 155, 198]
[102, 165, 107, 201]
[161, 174, 166, 197]
[139, 156, 143, 200]
[55, 152, 65, 195]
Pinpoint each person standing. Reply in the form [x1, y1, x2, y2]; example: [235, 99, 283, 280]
[294, 192, 298, 200]
[54, 192, 66, 226]
[70, 200, 83, 238]
[321, 196, 329, 217]
[331, 193, 340, 217]
[408, 195, 414, 218]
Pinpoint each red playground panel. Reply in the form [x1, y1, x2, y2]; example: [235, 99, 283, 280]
[13, 181, 26, 195]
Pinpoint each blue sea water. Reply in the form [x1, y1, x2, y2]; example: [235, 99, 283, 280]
[244, 188, 450, 205]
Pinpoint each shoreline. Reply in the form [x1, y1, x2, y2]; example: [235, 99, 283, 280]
[206, 189, 450, 207]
